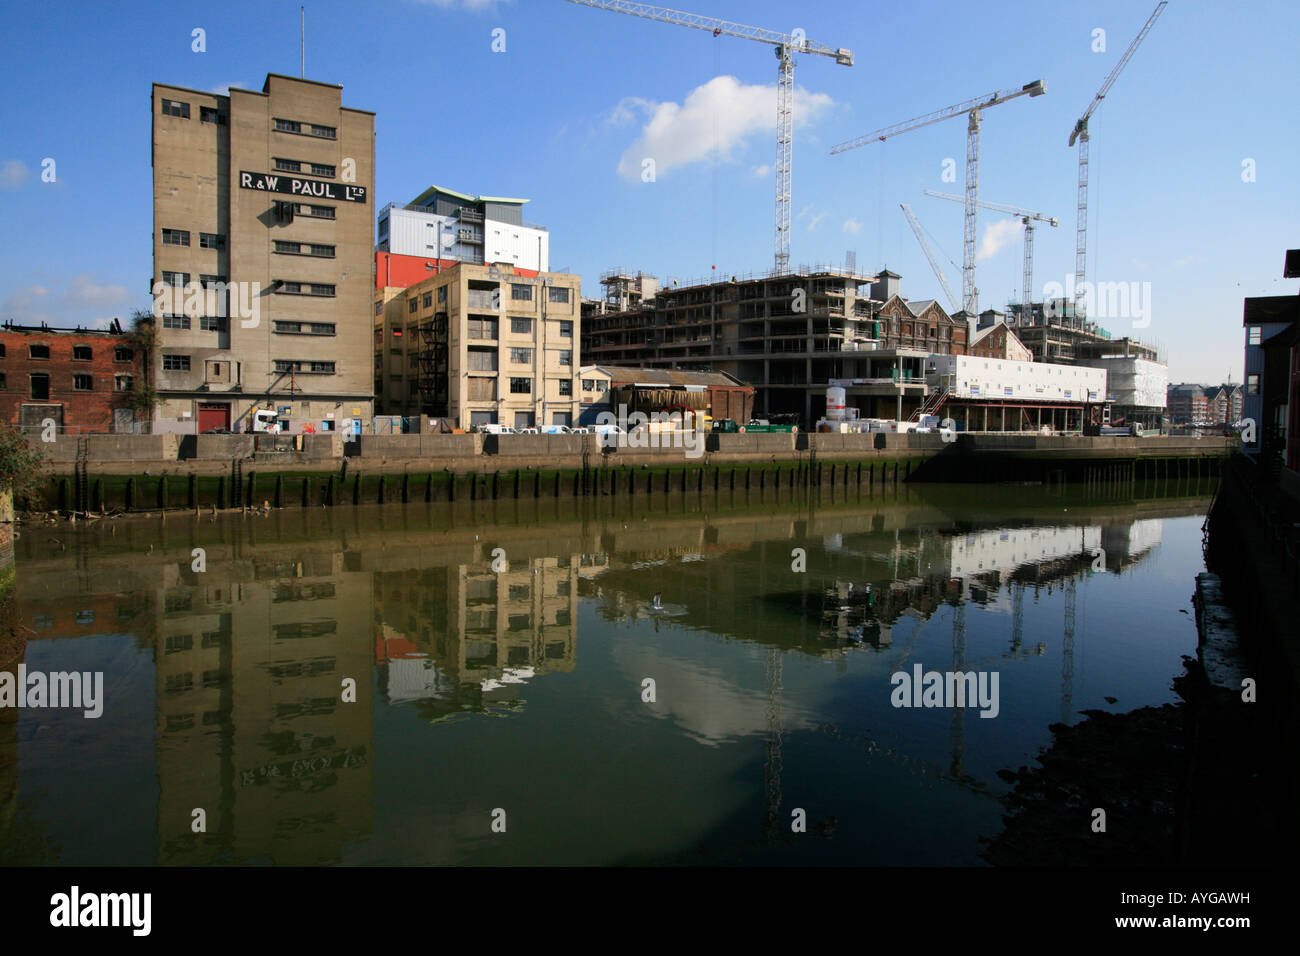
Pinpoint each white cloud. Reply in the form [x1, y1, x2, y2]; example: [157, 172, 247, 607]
[61, 274, 130, 309]
[806, 211, 828, 231]
[2, 275, 131, 327]
[842, 218, 862, 235]
[0, 159, 30, 189]
[614, 75, 833, 181]
[752, 164, 771, 178]
[976, 218, 1022, 262]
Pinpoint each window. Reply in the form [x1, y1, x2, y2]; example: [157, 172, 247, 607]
[1246, 374, 1260, 395]
[274, 158, 302, 172]
[310, 361, 335, 374]
[161, 271, 189, 288]
[115, 375, 133, 392]
[309, 124, 336, 139]
[558, 379, 572, 396]
[0, 344, 4, 357]
[512, 284, 533, 301]
[200, 274, 225, 289]
[467, 377, 496, 401]
[309, 244, 334, 258]
[161, 99, 189, 118]
[28, 344, 49, 360]
[549, 287, 571, 304]
[583, 378, 596, 392]
[163, 355, 190, 371]
[199, 232, 223, 249]
[274, 240, 300, 254]
[199, 316, 226, 332]
[558, 350, 572, 366]
[309, 163, 335, 178]
[294, 204, 335, 219]
[29, 373, 49, 400]
[273, 360, 335, 374]
[374, 301, 383, 316]
[511, 317, 532, 334]
[1248, 326, 1262, 346]
[72, 345, 92, 361]
[273, 321, 334, 336]
[73, 374, 93, 391]
[559, 320, 572, 338]
[274, 118, 302, 133]
[510, 347, 533, 364]
[467, 348, 498, 371]
[467, 317, 497, 340]
[200, 106, 224, 125]
[0, 373, 5, 389]
[510, 377, 532, 395]
[437, 286, 447, 304]
[311, 284, 335, 297]
[163, 314, 190, 330]
[162, 228, 190, 246]
[114, 346, 134, 362]
[422, 292, 433, 308]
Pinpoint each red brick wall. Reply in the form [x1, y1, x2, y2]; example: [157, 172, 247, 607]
[0, 329, 146, 432]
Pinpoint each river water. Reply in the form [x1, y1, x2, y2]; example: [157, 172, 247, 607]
[0, 479, 1216, 865]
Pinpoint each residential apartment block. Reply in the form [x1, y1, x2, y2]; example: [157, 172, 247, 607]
[580, 267, 969, 423]
[377, 185, 548, 273]
[374, 261, 582, 428]
[151, 74, 375, 434]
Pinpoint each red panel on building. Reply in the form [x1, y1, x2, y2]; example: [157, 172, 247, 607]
[375, 251, 539, 290]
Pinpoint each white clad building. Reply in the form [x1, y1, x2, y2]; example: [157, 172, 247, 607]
[377, 184, 549, 272]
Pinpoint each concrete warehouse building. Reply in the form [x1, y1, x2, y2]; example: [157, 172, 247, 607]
[374, 261, 583, 429]
[581, 267, 968, 424]
[151, 74, 376, 435]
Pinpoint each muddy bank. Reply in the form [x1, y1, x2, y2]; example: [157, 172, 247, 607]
[981, 661, 1275, 866]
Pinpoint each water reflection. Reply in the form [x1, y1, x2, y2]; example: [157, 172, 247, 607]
[2, 485, 1208, 865]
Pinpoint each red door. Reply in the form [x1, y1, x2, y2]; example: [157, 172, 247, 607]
[197, 403, 230, 433]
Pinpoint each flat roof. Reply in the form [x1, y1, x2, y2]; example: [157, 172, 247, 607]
[410, 185, 529, 207]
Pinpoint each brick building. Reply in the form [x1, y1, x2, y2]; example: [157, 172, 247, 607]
[0, 321, 144, 432]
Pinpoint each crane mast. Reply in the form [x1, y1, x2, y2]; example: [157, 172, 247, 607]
[899, 203, 960, 313]
[1069, 1, 1167, 301]
[924, 189, 1058, 312]
[832, 80, 1046, 316]
[562, 0, 853, 276]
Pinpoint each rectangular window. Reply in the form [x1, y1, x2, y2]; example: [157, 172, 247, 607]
[437, 286, 447, 304]
[1246, 374, 1260, 395]
[559, 350, 572, 366]
[161, 99, 189, 118]
[309, 323, 336, 336]
[162, 228, 190, 246]
[73, 374, 93, 391]
[309, 124, 336, 139]
[1248, 326, 1262, 346]
[583, 379, 596, 392]
[512, 284, 533, 301]
[310, 284, 335, 297]
[467, 377, 496, 401]
[510, 347, 533, 364]
[163, 355, 191, 371]
[467, 317, 497, 340]
[511, 317, 532, 335]
[161, 271, 189, 288]
[199, 232, 223, 249]
[114, 346, 134, 363]
[374, 301, 383, 316]
[274, 158, 302, 172]
[559, 320, 573, 337]
[200, 106, 224, 125]
[558, 379, 572, 396]
[510, 377, 532, 395]
[199, 316, 226, 332]
[72, 345, 92, 361]
[274, 240, 302, 254]
[422, 292, 433, 309]
[467, 348, 498, 372]
[309, 163, 335, 178]
[115, 374, 133, 392]
[294, 204, 335, 219]
[409, 298, 418, 313]
[549, 287, 571, 304]
[309, 361, 334, 374]
[29, 373, 49, 400]
[309, 243, 335, 258]
[0, 372, 7, 389]
[274, 118, 302, 133]
[163, 314, 190, 330]
[200, 274, 225, 289]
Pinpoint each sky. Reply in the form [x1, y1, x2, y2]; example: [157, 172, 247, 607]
[0, 0, 1296, 384]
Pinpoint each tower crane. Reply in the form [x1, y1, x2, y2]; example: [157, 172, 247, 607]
[899, 204, 960, 313]
[561, 0, 853, 276]
[832, 80, 1047, 316]
[923, 189, 1058, 314]
[1069, 1, 1167, 301]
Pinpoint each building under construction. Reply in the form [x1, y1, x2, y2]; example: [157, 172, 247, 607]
[581, 266, 969, 424]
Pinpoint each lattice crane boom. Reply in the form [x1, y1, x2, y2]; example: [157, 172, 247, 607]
[832, 80, 1046, 315]
[1069, 1, 1167, 299]
[562, 0, 853, 276]
[900, 204, 960, 313]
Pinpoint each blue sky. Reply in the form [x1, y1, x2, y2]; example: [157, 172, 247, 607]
[1, 0, 1296, 383]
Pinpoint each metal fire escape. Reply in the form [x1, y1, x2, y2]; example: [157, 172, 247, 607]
[417, 311, 449, 417]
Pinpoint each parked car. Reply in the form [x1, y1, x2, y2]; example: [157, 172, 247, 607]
[541, 425, 572, 434]
[474, 424, 516, 435]
[712, 419, 739, 433]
